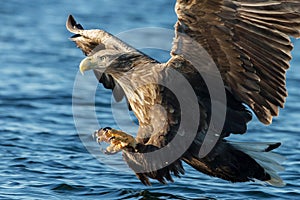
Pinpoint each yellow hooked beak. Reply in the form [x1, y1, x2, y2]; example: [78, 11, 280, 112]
[79, 56, 97, 75]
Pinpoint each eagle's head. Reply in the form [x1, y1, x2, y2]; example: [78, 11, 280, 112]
[79, 49, 144, 75]
[79, 50, 122, 74]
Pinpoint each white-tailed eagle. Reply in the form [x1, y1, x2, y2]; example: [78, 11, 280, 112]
[66, 0, 300, 186]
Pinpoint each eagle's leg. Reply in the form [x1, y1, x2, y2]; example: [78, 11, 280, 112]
[93, 127, 137, 154]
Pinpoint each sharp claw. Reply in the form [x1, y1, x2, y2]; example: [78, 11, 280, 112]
[108, 136, 115, 142]
[102, 127, 112, 131]
[93, 128, 109, 143]
[92, 130, 98, 140]
[97, 135, 107, 143]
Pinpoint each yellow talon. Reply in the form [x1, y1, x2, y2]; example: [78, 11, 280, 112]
[94, 127, 137, 154]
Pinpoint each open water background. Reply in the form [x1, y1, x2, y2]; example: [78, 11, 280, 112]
[0, 1, 299, 199]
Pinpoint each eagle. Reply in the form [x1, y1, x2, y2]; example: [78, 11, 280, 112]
[66, 0, 300, 187]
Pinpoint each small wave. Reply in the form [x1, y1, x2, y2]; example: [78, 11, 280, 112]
[51, 183, 88, 192]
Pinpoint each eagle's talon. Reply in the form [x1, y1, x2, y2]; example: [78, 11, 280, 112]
[93, 128, 137, 153]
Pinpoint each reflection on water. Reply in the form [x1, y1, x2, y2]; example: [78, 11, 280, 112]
[0, 1, 299, 199]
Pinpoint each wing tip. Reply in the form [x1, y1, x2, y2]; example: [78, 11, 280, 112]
[66, 14, 84, 33]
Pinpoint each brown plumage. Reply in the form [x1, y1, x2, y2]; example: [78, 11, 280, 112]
[66, 0, 300, 187]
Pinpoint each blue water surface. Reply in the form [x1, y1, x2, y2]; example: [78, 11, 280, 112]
[0, 1, 299, 199]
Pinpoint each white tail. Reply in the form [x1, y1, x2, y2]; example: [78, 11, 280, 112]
[230, 141, 286, 187]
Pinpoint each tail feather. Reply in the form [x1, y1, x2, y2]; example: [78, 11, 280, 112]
[184, 141, 285, 187]
[231, 141, 285, 187]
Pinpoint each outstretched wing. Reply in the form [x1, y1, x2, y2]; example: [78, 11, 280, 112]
[172, 0, 300, 124]
[66, 15, 130, 102]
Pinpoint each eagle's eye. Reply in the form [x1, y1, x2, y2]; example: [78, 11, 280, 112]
[100, 56, 106, 61]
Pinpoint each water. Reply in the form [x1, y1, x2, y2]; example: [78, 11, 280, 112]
[1, 1, 299, 199]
